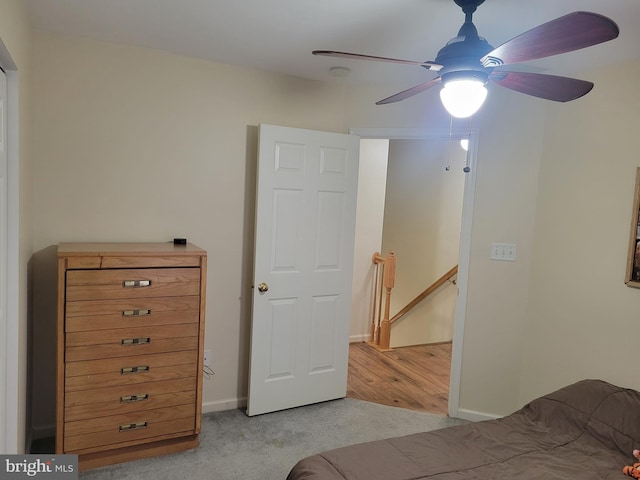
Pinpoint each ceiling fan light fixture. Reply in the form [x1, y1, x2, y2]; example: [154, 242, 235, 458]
[439, 78, 487, 118]
[313, 6, 619, 110]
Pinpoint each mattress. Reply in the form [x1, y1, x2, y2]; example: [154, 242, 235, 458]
[287, 379, 640, 479]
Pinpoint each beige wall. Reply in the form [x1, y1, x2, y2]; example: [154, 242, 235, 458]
[457, 88, 546, 416]
[25, 28, 550, 429]
[519, 59, 640, 405]
[26, 24, 640, 435]
[382, 138, 465, 347]
[0, 0, 32, 453]
[29, 31, 349, 429]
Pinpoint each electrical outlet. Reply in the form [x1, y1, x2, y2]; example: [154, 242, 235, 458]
[203, 349, 211, 367]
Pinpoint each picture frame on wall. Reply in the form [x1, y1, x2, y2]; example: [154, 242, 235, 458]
[625, 167, 640, 287]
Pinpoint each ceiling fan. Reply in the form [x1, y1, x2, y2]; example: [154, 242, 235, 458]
[313, 0, 619, 118]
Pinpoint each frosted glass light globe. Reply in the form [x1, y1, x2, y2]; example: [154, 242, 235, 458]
[440, 79, 488, 119]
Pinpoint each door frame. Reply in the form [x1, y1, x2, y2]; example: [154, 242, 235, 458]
[350, 127, 479, 418]
[0, 37, 20, 453]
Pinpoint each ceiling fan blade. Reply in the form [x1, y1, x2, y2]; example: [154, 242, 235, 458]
[481, 11, 619, 67]
[489, 70, 593, 102]
[376, 77, 442, 105]
[313, 50, 443, 71]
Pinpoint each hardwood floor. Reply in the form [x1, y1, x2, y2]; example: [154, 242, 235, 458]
[346, 342, 452, 416]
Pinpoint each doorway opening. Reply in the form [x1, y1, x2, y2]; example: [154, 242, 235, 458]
[348, 128, 478, 418]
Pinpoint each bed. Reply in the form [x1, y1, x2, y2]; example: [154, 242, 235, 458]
[287, 379, 640, 479]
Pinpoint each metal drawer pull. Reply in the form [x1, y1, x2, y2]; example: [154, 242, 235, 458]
[122, 309, 151, 317]
[121, 337, 151, 346]
[122, 280, 151, 288]
[120, 393, 149, 403]
[120, 365, 149, 375]
[119, 421, 148, 432]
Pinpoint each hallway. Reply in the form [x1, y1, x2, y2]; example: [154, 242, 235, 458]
[346, 342, 452, 416]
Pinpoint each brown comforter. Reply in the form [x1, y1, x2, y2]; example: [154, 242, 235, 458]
[287, 379, 640, 479]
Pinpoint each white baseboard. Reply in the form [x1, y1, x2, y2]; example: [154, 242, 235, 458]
[455, 408, 502, 422]
[202, 400, 503, 423]
[349, 334, 369, 343]
[202, 397, 247, 414]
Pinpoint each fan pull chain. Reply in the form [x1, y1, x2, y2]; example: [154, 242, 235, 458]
[444, 116, 454, 172]
[463, 118, 472, 173]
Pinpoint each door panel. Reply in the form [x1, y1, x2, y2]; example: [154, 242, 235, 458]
[272, 189, 303, 271]
[247, 124, 359, 416]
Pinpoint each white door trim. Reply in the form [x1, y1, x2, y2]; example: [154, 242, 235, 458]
[349, 127, 479, 419]
[0, 38, 20, 453]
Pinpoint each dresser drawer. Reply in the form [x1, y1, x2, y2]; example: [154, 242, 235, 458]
[66, 268, 200, 301]
[67, 255, 201, 269]
[66, 323, 199, 361]
[64, 405, 196, 453]
[66, 296, 200, 331]
[65, 378, 197, 422]
[65, 351, 198, 391]
[66, 377, 196, 408]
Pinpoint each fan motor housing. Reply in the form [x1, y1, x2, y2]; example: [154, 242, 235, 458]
[434, 32, 494, 82]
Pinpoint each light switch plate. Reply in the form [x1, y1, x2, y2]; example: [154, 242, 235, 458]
[491, 243, 516, 261]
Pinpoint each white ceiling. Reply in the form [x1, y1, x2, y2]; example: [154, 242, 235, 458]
[25, 0, 640, 90]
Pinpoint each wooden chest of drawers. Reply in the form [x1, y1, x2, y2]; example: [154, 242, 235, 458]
[56, 242, 207, 470]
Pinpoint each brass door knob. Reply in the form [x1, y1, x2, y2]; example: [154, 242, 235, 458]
[257, 282, 269, 293]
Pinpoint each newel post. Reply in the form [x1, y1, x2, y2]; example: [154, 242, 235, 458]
[378, 251, 395, 350]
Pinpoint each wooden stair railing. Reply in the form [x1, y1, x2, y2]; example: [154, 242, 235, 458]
[389, 265, 458, 325]
[369, 258, 458, 351]
[369, 251, 396, 351]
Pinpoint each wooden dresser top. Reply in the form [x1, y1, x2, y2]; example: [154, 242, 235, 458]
[58, 242, 206, 257]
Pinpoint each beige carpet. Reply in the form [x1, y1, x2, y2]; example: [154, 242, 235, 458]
[79, 398, 467, 480]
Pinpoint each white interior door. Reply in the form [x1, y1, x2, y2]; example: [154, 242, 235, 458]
[247, 124, 360, 416]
